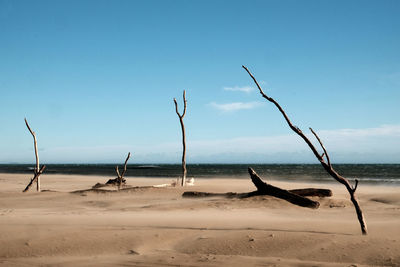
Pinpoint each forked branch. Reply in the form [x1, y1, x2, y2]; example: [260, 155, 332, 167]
[242, 65, 367, 235]
[23, 118, 45, 192]
[174, 90, 187, 119]
[310, 128, 331, 166]
[173, 90, 187, 186]
[116, 152, 131, 190]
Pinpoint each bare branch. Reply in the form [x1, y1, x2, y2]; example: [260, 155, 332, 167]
[242, 66, 322, 162]
[116, 165, 121, 178]
[173, 90, 187, 118]
[309, 128, 331, 166]
[23, 165, 46, 192]
[352, 179, 359, 192]
[173, 90, 188, 186]
[182, 90, 187, 118]
[24, 118, 39, 172]
[243, 65, 367, 235]
[120, 152, 131, 178]
[115, 152, 131, 190]
[174, 98, 180, 117]
[23, 118, 44, 192]
[24, 118, 34, 136]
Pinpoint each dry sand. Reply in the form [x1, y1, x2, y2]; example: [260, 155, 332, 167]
[0, 173, 399, 266]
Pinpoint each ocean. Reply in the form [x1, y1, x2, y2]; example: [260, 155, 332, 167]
[0, 164, 399, 185]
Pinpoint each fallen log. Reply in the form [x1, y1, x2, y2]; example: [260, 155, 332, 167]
[183, 168, 326, 209]
[71, 185, 158, 194]
[289, 188, 332, 197]
[247, 168, 320, 208]
[183, 187, 332, 198]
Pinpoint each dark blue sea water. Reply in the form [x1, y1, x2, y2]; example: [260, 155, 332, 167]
[0, 164, 399, 185]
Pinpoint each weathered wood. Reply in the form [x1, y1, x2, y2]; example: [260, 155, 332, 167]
[105, 177, 126, 186]
[183, 169, 329, 209]
[248, 168, 320, 208]
[288, 188, 332, 197]
[23, 118, 45, 192]
[23, 165, 46, 192]
[72, 185, 158, 194]
[116, 152, 131, 190]
[174, 90, 187, 186]
[183, 191, 250, 198]
[183, 187, 332, 198]
[243, 65, 367, 234]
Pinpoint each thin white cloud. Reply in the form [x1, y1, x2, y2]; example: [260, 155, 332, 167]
[209, 101, 263, 112]
[4, 125, 399, 164]
[223, 86, 254, 93]
[318, 124, 400, 138]
[184, 124, 400, 163]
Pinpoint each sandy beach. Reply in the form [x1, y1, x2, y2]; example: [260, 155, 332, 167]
[0, 173, 399, 266]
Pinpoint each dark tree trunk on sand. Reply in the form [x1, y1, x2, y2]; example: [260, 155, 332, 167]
[23, 118, 46, 192]
[183, 168, 328, 209]
[174, 90, 187, 186]
[247, 168, 320, 208]
[242, 65, 367, 235]
[182, 188, 332, 198]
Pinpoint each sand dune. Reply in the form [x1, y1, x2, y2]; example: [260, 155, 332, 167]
[0, 173, 399, 266]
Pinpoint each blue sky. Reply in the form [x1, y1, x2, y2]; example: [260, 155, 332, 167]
[0, 0, 399, 164]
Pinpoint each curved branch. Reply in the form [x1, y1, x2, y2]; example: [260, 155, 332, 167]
[121, 152, 131, 178]
[23, 118, 43, 192]
[352, 179, 359, 193]
[242, 66, 323, 162]
[116, 165, 121, 178]
[115, 152, 131, 190]
[242, 65, 367, 235]
[182, 90, 187, 118]
[25, 118, 39, 172]
[309, 128, 331, 166]
[174, 98, 180, 117]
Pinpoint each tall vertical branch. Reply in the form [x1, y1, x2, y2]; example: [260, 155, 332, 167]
[174, 90, 187, 186]
[23, 118, 46, 192]
[242, 65, 367, 235]
[116, 152, 131, 190]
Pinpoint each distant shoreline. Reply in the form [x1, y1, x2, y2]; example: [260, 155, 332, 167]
[1, 163, 399, 185]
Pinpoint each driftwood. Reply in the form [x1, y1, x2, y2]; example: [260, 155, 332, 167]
[23, 118, 46, 192]
[116, 152, 131, 190]
[105, 152, 131, 189]
[247, 167, 319, 208]
[183, 191, 248, 198]
[174, 90, 187, 186]
[243, 65, 368, 234]
[183, 168, 329, 209]
[72, 185, 156, 195]
[105, 178, 123, 186]
[23, 165, 46, 192]
[289, 188, 332, 197]
[183, 188, 332, 198]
